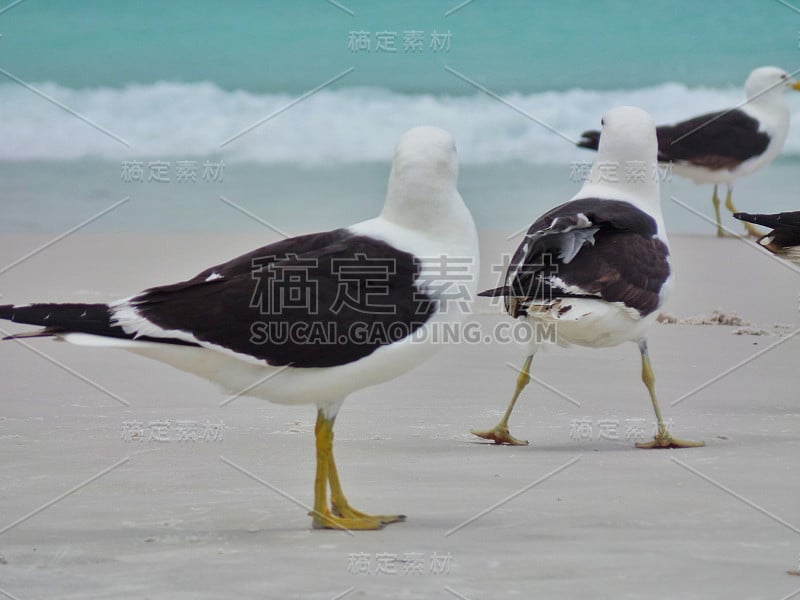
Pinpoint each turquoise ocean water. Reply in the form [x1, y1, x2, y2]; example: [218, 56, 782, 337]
[2, 0, 800, 233]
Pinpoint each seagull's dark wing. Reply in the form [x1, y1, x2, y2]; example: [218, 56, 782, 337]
[655, 109, 770, 169]
[126, 229, 436, 368]
[1, 229, 437, 369]
[578, 109, 770, 171]
[480, 198, 669, 318]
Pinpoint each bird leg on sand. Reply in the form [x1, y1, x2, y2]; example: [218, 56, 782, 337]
[471, 355, 533, 446]
[724, 188, 763, 238]
[634, 341, 704, 449]
[311, 410, 405, 530]
[712, 185, 726, 238]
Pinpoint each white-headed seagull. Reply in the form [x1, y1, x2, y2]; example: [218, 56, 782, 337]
[578, 67, 800, 237]
[474, 106, 704, 449]
[0, 126, 480, 530]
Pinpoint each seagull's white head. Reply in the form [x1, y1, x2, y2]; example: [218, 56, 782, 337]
[595, 105, 658, 165]
[577, 105, 660, 209]
[745, 66, 800, 102]
[382, 126, 466, 232]
[388, 125, 459, 190]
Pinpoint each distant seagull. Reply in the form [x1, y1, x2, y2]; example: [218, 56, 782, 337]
[578, 67, 800, 237]
[734, 210, 800, 265]
[474, 106, 703, 449]
[0, 126, 480, 530]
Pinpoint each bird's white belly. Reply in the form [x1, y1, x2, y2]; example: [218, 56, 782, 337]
[111, 319, 441, 409]
[670, 162, 736, 185]
[525, 298, 657, 348]
[669, 127, 785, 186]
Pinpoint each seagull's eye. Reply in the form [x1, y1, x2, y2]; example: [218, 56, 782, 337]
[782, 74, 788, 79]
[601, 118, 605, 126]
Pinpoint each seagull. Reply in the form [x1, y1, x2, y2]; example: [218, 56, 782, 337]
[734, 211, 800, 266]
[0, 126, 480, 530]
[473, 106, 704, 449]
[577, 67, 800, 238]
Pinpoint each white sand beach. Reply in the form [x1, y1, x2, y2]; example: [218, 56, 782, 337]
[0, 230, 799, 599]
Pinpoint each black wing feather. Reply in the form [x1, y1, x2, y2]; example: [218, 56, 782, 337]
[733, 211, 800, 231]
[483, 198, 669, 318]
[2, 229, 437, 367]
[578, 110, 770, 170]
[655, 110, 769, 168]
[734, 211, 800, 250]
[130, 230, 435, 368]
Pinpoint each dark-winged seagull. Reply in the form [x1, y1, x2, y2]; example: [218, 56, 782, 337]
[474, 106, 704, 449]
[1, 126, 480, 530]
[578, 67, 800, 237]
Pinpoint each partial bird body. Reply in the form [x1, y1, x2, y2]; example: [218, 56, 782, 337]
[734, 210, 800, 266]
[578, 67, 800, 237]
[482, 199, 670, 349]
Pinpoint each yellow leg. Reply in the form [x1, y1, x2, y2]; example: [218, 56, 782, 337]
[635, 341, 704, 449]
[724, 188, 762, 238]
[712, 185, 725, 238]
[310, 410, 402, 530]
[471, 355, 533, 445]
[327, 445, 405, 525]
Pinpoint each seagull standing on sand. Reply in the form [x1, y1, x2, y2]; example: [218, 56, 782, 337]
[734, 210, 800, 266]
[473, 106, 704, 449]
[578, 67, 800, 237]
[0, 126, 480, 530]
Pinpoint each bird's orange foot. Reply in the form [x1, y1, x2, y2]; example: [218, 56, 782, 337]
[636, 434, 705, 449]
[310, 508, 401, 530]
[471, 423, 529, 446]
[331, 498, 406, 525]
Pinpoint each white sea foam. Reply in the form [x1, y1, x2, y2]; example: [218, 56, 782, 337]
[3, 81, 800, 164]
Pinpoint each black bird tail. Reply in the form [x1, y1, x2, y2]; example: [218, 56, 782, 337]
[477, 286, 510, 297]
[0, 303, 126, 340]
[733, 212, 800, 230]
[576, 130, 601, 150]
[0, 303, 199, 346]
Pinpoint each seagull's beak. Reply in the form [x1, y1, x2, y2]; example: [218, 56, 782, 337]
[792, 80, 800, 91]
